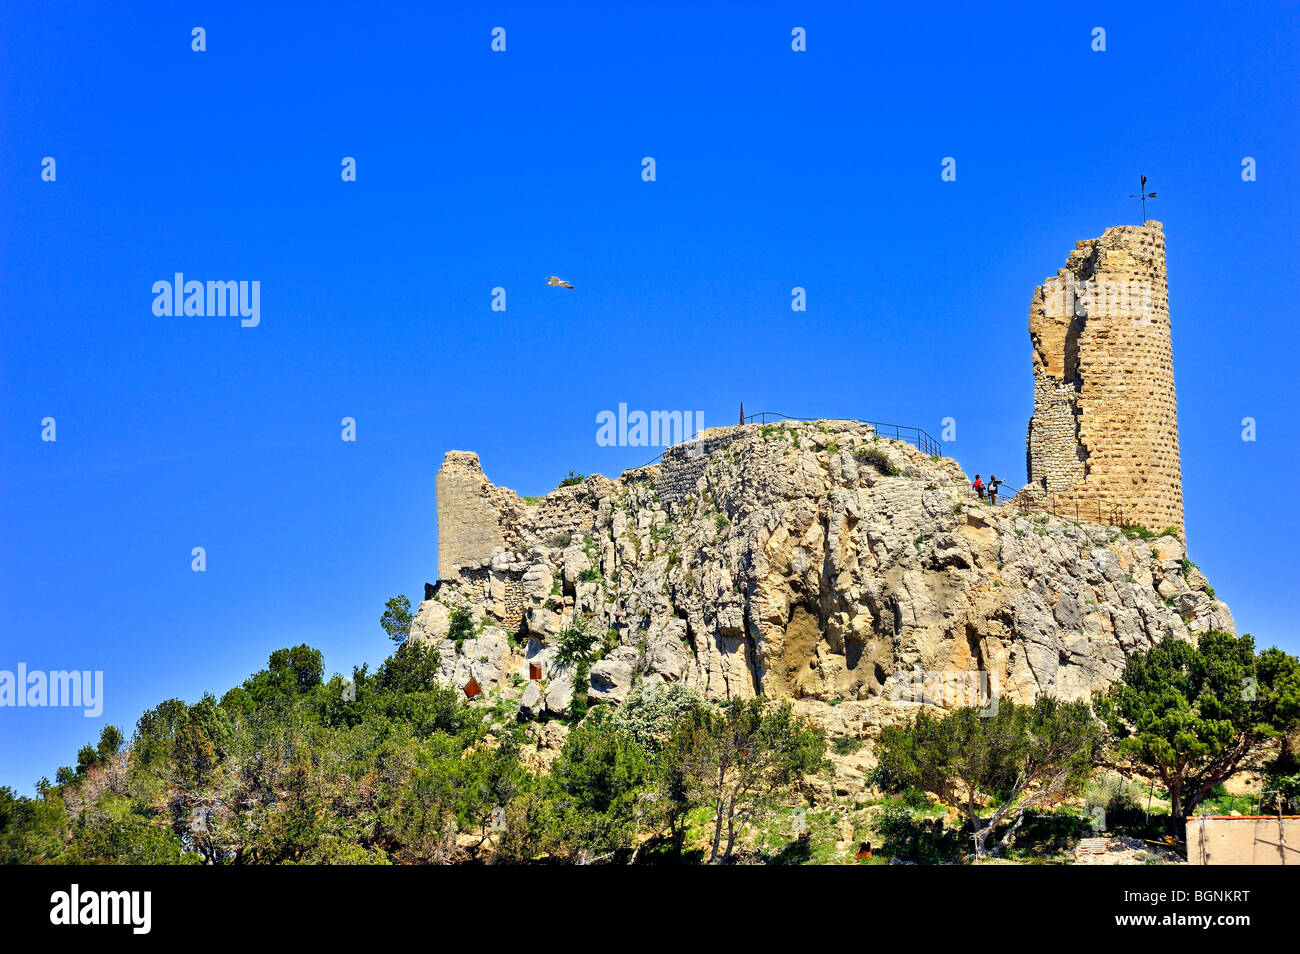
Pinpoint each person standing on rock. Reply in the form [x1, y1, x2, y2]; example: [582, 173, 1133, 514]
[972, 474, 985, 500]
[987, 475, 1002, 505]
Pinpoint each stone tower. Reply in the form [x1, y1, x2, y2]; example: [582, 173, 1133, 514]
[1024, 221, 1183, 531]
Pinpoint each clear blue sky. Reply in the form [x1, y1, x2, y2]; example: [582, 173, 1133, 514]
[2, 1, 1297, 792]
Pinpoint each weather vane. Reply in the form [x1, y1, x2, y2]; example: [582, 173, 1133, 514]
[1129, 175, 1157, 221]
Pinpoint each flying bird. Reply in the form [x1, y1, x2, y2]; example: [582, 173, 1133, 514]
[546, 276, 575, 289]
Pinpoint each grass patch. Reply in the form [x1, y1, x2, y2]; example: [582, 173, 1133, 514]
[831, 736, 864, 756]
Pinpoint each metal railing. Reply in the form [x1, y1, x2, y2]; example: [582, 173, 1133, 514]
[625, 412, 945, 471]
[741, 411, 943, 457]
[1003, 485, 1137, 527]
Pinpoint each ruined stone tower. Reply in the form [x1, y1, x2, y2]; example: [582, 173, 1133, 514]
[436, 451, 519, 580]
[1024, 221, 1183, 531]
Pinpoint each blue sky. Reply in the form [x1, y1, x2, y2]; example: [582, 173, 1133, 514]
[1, 1, 1297, 792]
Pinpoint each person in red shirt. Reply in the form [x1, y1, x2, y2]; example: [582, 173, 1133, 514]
[972, 474, 985, 500]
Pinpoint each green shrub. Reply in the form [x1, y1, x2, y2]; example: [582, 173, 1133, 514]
[876, 802, 914, 840]
[448, 607, 475, 652]
[854, 445, 900, 476]
[831, 736, 864, 756]
[380, 595, 414, 645]
[556, 617, 599, 668]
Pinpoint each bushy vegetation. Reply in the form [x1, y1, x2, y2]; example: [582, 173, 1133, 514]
[874, 696, 1100, 858]
[5, 613, 1295, 865]
[868, 631, 1300, 861]
[447, 606, 475, 651]
[1095, 630, 1300, 820]
[555, 617, 599, 719]
[380, 595, 414, 645]
[1264, 735, 1300, 813]
[0, 627, 826, 865]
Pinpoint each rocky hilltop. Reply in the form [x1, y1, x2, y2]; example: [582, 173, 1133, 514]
[412, 419, 1233, 751]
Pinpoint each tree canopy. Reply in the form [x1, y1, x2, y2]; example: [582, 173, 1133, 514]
[1095, 630, 1300, 821]
[875, 696, 1101, 858]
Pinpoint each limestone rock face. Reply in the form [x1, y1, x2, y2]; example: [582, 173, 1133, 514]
[434, 627, 514, 694]
[414, 420, 1232, 735]
[518, 680, 543, 719]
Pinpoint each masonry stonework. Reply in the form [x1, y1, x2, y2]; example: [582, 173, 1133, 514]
[436, 451, 517, 579]
[1024, 222, 1184, 532]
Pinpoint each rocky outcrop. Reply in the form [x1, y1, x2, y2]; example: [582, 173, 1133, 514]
[414, 420, 1232, 736]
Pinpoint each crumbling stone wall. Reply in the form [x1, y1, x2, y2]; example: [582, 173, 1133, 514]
[457, 565, 527, 631]
[1025, 222, 1184, 531]
[436, 451, 516, 579]
[437, 429, 755, 576]
[656, 429, 749, 512]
